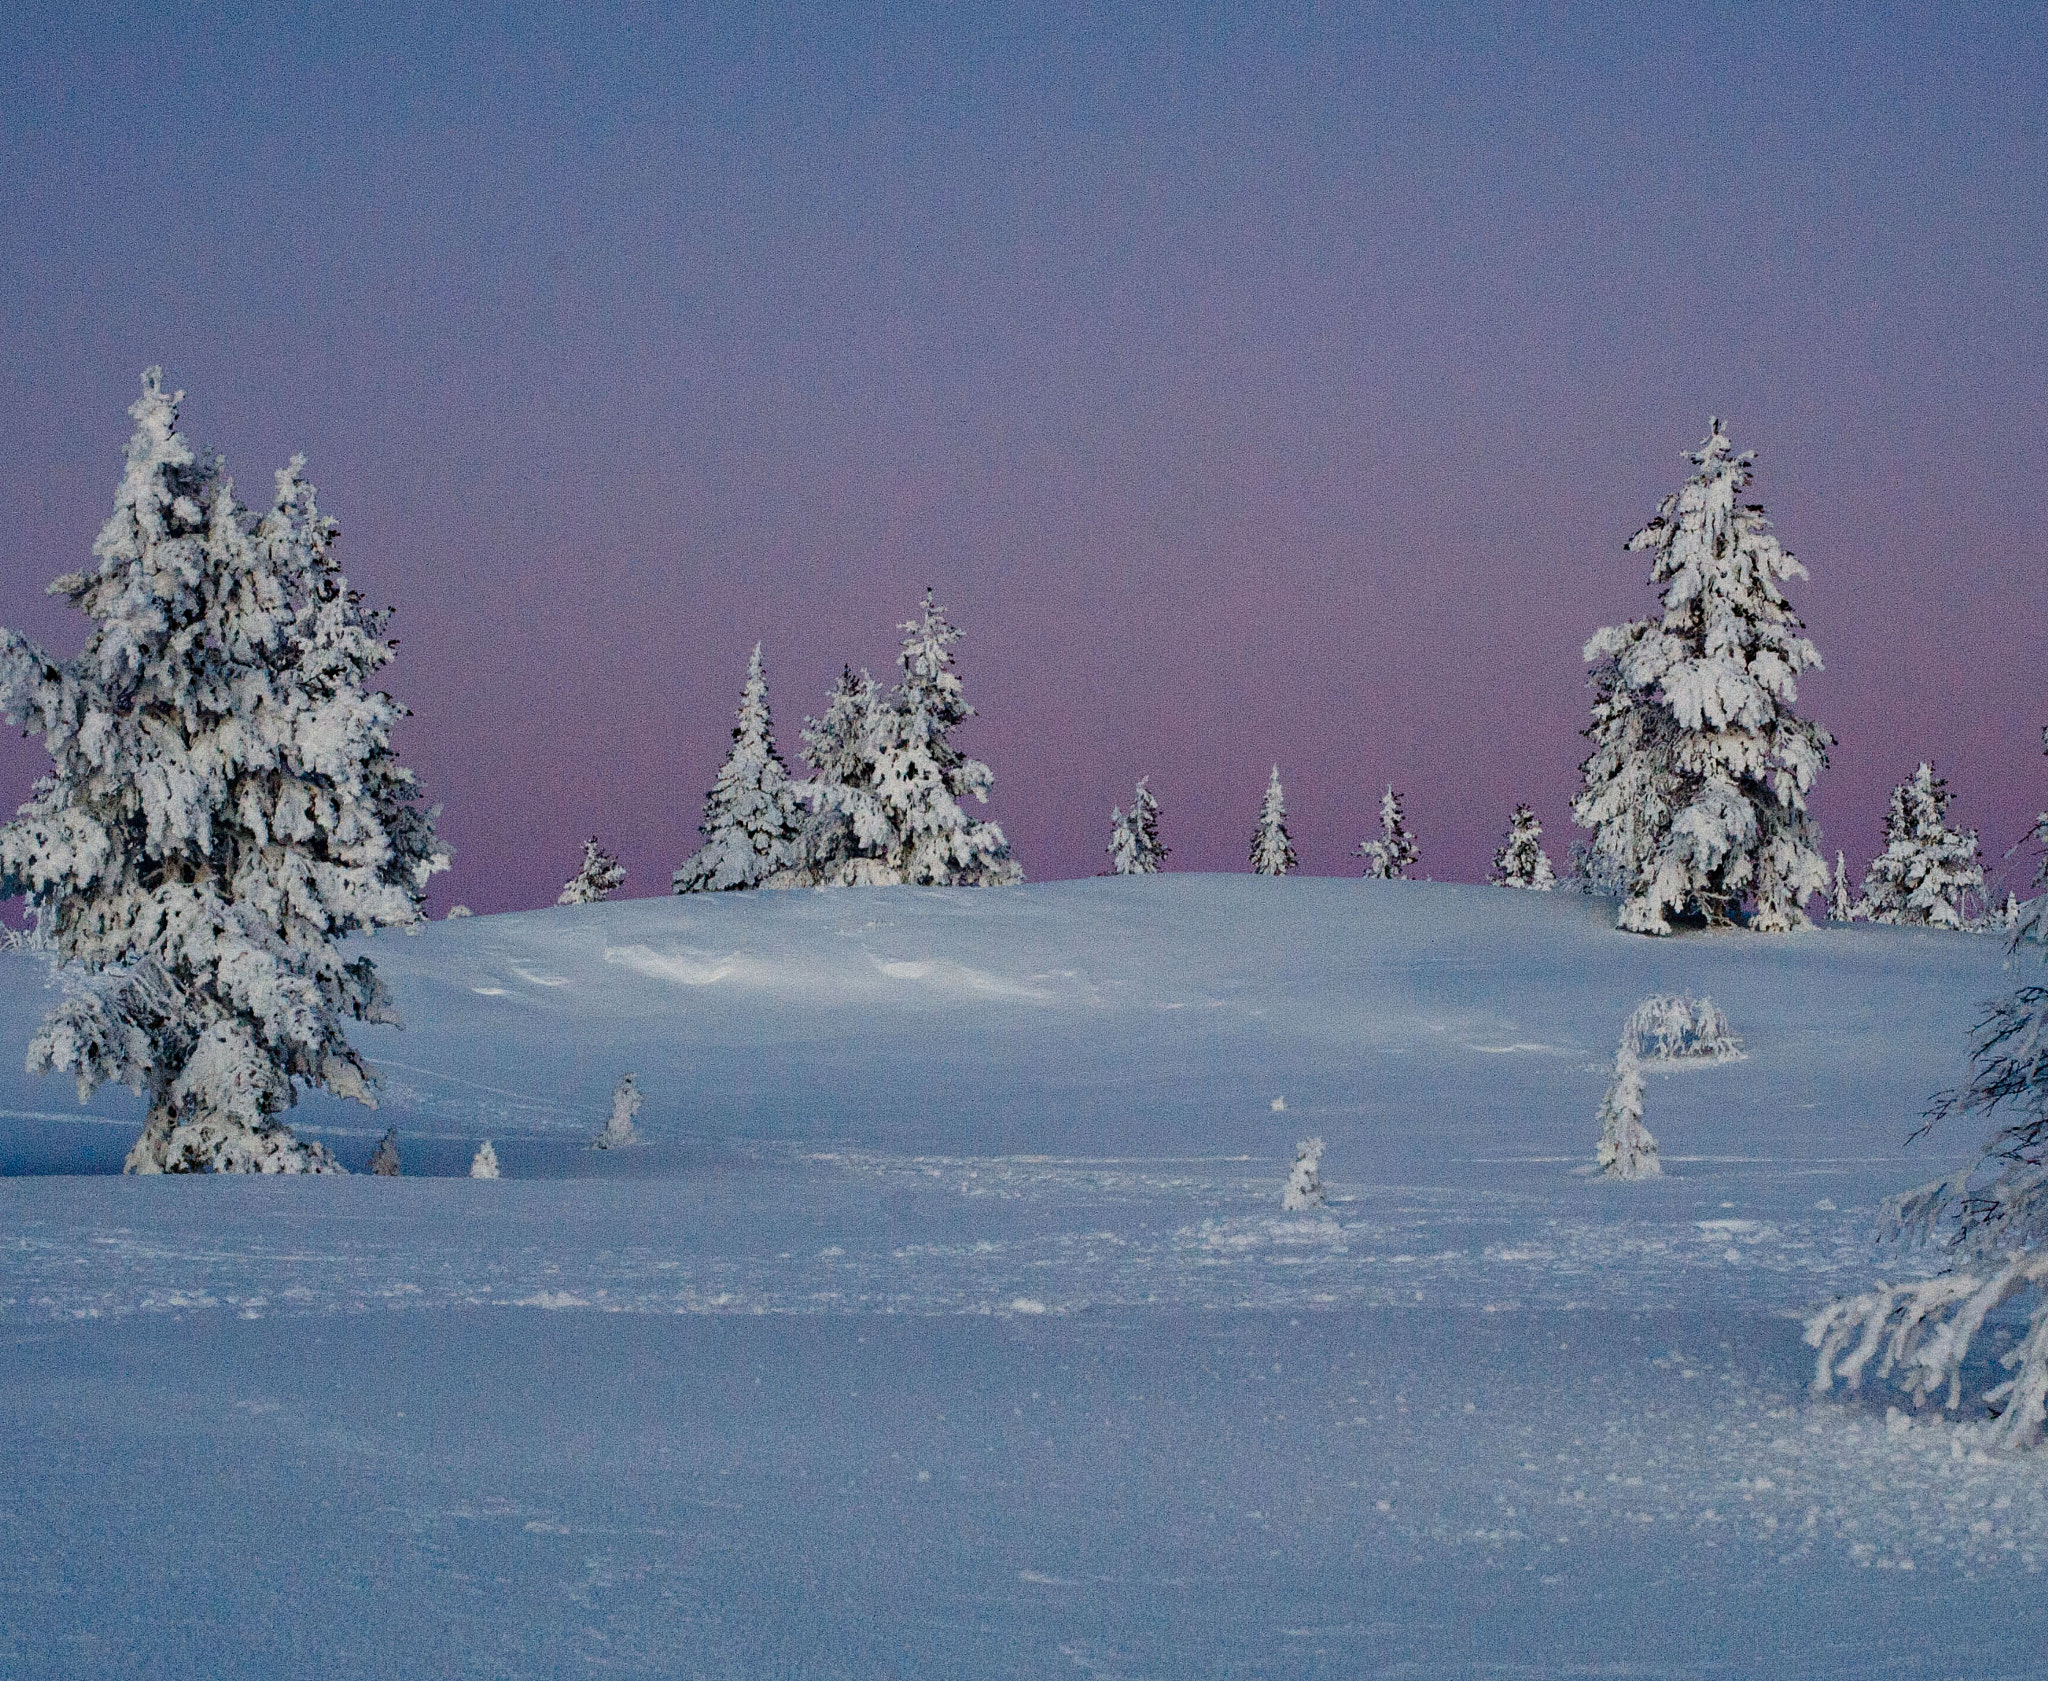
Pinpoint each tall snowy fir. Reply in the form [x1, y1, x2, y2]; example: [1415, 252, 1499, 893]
[0, 370, 447, 1173]
[558, 838, 625, 905]
[1859, 762, 1983, 930]
[1492, 805, 1556, 889]
[1357, 785, 1419, 880]
[1107, 778, 1168, 876]
[794, 594, 1021, 887]
[1249, 767, 1296, 877]
[674, 644, 801, 893]
[1573, 421, 1831, 935]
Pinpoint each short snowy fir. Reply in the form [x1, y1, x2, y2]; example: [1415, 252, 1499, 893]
[673, 644, 802, 893]
[1282, 1136, 1326, 1210]
[1249, 767, 1296, 877]
[1573, 420, 1832, 935]
[784, 593, 1021, 888]
[1594, 1046, 1660, 1180]
[558, 838, 625, 905]
[0, 371, 448, 1174]
[1358, 785, 1419, 880]
[1807, 774, 2048, 1448]
[591, 1073, 641, 1149]
[1107, 778, 1168, 876]
[1859, 762, 1983, 930]
[1492, 803, 1556, 890]
[1829, 850, 1857, 923]
[368, 1126, 401, 1176]
[469, 1139, 500, 1179]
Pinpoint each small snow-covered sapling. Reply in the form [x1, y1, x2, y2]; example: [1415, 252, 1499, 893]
[1283, 1136, 1327, 1210]
[470, 1140, 501, 1179]
[591, 1074, 642, 1149]
[1595, 1047, 1660, 1181]
[369, 1127, 401, 1177]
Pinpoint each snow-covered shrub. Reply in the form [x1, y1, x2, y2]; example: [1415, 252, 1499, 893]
[1358, 785, 1418, 880]
[1860, 762, 1983, 930]
[784, 595, 1021, 887]
[558, 839, 625, 905]
[0, 371, 447, 1174]
[469, 1139, 500, 1179]
[591, 1074, 641, 1149]
[369, 1126, 401, 1176]
[674, 643, 802, 893]
[1573, 420, 1832, 935]
[1594, 1047, 1660, 1180]
[1492, 805, 1555, 890]
[445, 905, 474, 919]
[1282, 1136, 1326, 1210]
[1107, 778, 1168, 875]
[1249, 767, 1296, 877]
[1807, 774, 2048, 1447]
[1621, 994, 1743, 1065]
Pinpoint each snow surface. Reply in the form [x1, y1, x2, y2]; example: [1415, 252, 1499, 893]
[3, 876, 2046, 1677]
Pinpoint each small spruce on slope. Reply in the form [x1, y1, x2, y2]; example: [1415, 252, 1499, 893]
[1492, 804, 1556, 890]
[1573, 419, 1831, 935]
[1107, 778, 1168, 875]
[1249, 767, 1296, 876]
[0, 371, 448, 1173]
[1358, 785, 1419, 880]
[674, 644, 801, 893]
[1859, 762, 1983, 930]
[559, 838, 625, 905]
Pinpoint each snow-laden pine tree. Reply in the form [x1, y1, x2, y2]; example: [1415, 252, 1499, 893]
[1107, 778, 1168, 875]
[1594, 1047, 1660, 1180]
[1492, 804, 1555, 890]
[1859, 762, 1983, 930]
[558, 838, 624, 905]
[798, 593, 1021, 887]
[369, 1126, 401, 1176]
[469, 1139, 500, 1178]
[0, 371, 447, 1174]
[1282, 1136, 1326, 1210]
[1573, 421, 1832, 935]
[1829, 850, 1857, 923]
[591, 1073, 641, 1149]
[1249, 766, 1296, 876]
[1358, 785, 1418, 880]
[673, 644, 802, 893]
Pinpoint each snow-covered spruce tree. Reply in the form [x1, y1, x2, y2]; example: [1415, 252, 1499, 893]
[558, 837, 624, 905]
[1860, 762, 1983, 930]
[1492, 804, 1556, 890]
[469, 1139, 500, 1178]
[801, 593, 1022, 887]
[1806, 736, 2048, 1446]
[1829, 850, 1857, 923]
[1594, 1047, 1660, 1180]
[1250, 766, 1296, 876]
[1107, 777, 1168, 875]
[1282, 1136, 1326, 1210]
[0, 370, 447, 1174]
[673, 643, 802, 893]
[592, 1073, 641, 1149]
[1572, 420, 1831, 935]
[1358, 785, 1419, 880]
[369, 1126, 401, 1176]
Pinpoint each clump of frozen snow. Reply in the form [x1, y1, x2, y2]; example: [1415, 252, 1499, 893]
[1623, 994, 1743, 1065]
[1282, 1137, 1326, 1210]
[470, 1140, 501, 1179]
[591, 1074, 642, 1149]
[445, 905, 474, 919]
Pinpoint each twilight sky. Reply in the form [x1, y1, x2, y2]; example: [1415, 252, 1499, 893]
[2, 3, 2043, 912]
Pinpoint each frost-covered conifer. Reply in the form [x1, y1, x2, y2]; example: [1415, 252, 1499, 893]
[1594, 1047, 1660, 1180]
[1621, 994, 1742, 1064]
[1829, 850, 1857, 923]
[1249, 767, 1296, 876]
[0, 371, 447, 1174]
[1492, 804, 1555, 890]
[592, 1073, 641, 1149]
[1860, 762, 1983, 930]
[1107, 778, 1168, 876]
[1282, 1136, 1326, 1210]
[1358, 785, 1419, 880]
[368, 1126, 400, 1176]
[1573, 421, 1831, 935]
[469, 1139, 500, 1178]
[673, 644, 802, 893]
[558, 838, 624, 905]
[796, 594, 1021, 887]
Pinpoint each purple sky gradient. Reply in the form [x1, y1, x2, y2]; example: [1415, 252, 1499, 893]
[2, 4, 2043, 911]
